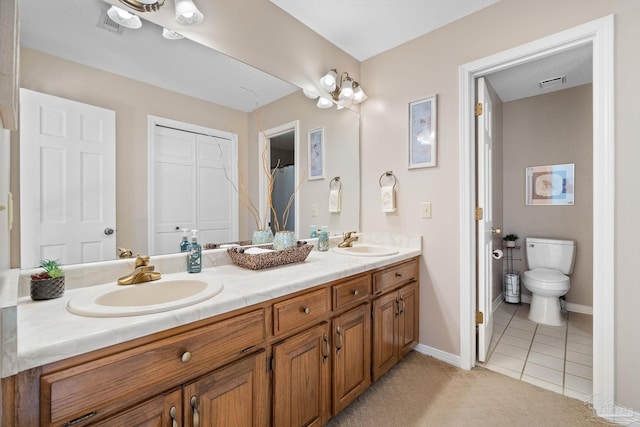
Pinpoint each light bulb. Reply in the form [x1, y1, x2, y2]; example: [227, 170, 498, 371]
[319, 70, 337, 92]
[175, 0, 204, 25]
[340, 77, 354, 99]
[353, 84, 367, 103]
[317, 97, 333, 109]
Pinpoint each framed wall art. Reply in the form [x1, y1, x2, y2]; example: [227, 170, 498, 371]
[308, 127, 325, 180]
[525, 163, 575, 205]
[409, 94, 437, 168]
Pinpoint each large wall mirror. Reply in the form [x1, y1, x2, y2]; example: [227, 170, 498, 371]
[12, 0, 360, 269]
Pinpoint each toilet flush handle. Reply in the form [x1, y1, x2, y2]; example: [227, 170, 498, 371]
[492, 227, 501, 235]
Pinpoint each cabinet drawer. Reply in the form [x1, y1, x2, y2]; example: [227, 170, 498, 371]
[332, 274, 371, 310]
[40, 309, 266, 427]
[273, 288, 329, 335]
[373, 259, 418, 295]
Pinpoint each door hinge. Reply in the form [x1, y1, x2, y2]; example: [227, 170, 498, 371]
[267, 356, 273, 372]
[476, 311, 484, 325]
[475, 103, 483, 116]
[475, 207, 483, 221]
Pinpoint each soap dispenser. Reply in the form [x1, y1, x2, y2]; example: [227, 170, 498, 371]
[318, 226, 329, 252]
[180, 228, 190, 252]
[188, 229, 202, 273]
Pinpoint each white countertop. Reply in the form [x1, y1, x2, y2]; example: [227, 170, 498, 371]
[14, 236, 420, 373]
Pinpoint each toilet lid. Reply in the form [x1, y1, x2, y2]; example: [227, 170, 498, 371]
[524, 268, 568, 283]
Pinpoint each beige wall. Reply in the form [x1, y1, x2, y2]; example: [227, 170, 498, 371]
[12, 48, 249, 267]
[247, 91, 360, 238]
[360, 0, 639, 409]
[502, 85, 593, 307]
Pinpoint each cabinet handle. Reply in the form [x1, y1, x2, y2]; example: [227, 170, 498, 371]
[352, 289, 359, 296]
[399, 296, 405, 315]
[191, 396, 200, 427]
[395, 298, 400, 317]
[169, 406, 178, 427]
[322, 332, 329, 364]
[395, 272, 403, 277]
[303, 307, 310, 314]
[336, 326, 343, 355]
[181, 351, 192, 363]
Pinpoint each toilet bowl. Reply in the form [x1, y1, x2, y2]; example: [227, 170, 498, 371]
[523, 237, 575, 326]
[523, 268, 570, 326]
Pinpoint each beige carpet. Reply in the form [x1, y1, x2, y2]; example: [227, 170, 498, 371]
[326, 351, 611, 427]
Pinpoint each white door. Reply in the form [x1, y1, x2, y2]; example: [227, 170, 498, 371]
[476, 77, 494, 362]
[19, 89, 116, 268]
[150, 121, 237, 254]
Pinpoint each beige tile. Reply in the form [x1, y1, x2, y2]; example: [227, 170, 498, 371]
[536, 325, 566, 339]
[522, 375, 564, 394]
[485, 363, 522, 380]
[504, 325, 535, 340]
[531, 341, 565, 359]
[533, 333, 566, 348]
[565, 361, 593, 380]
[494, 341, 529, 360]
[565, 374, 593, 395]
[509, 318, 537, 332]
[563, 387, 591, 402]
[567, 333, 592, 346]
[487, 352, 526, 373]
[524, 362, 564, 386]
[500, 333, 533, 351]
[566, 350, 592, 367]
[567, 340, 593, 356]
[527, 351, 564, 371]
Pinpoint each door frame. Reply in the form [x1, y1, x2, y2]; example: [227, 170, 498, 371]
[147, 115, 239, 254]
[458, 15, 614, 410]
[258, 120, 300, 237]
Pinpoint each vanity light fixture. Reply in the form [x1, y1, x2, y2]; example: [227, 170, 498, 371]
[107, 6, 143, 29]
[118, 0, 165, 13]
[175, 0, 204, 25]
[318, 69, 367, 109]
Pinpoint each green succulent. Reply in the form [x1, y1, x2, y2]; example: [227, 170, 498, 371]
[31, 259, 64, 280]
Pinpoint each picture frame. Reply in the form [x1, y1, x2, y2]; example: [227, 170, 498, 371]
[525, 163, 575, 205]
[308, 127, 325, 180]
[409, 95, 437, 169]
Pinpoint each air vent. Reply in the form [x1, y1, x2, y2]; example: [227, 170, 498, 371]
[538, 75, 566, 89]
[97, 9, 125, 35]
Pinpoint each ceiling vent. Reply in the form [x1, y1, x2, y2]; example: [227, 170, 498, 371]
[97, 9, 125, 35]
[538, 75, 566, 89]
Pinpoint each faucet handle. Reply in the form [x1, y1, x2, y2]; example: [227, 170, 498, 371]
[135, 254, 150, 267]
[344, 231, 357, 239]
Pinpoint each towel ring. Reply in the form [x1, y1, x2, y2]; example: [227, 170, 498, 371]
[330, 177, 342, 191]
[379, 171, 397, 189]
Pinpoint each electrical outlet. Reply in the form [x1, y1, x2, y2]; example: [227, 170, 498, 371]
[311, 204, 318, 217]
[421, 202, 432, 219]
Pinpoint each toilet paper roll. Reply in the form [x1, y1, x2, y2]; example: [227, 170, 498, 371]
[492, 249, 504, 260]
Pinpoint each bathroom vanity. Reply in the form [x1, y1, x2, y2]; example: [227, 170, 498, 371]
[2, 238, 420, 426]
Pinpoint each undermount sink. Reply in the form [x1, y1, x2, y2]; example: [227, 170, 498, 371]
[332, 244, 399, 257]
[67, 279, 224, 318]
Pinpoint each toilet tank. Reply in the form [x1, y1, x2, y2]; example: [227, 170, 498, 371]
[525, 237, 576, 274]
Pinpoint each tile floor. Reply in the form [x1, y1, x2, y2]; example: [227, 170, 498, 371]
[481, 302, 593, 401]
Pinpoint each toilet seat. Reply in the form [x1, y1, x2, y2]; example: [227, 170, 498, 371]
[524, 268, 569, 291]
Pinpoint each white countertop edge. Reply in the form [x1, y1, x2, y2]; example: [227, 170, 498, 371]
[15, 246, 421, 373]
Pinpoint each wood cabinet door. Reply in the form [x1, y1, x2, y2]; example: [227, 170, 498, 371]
[398, 283, 419, 358]
[92, 389, 182, 427]
[183, 350, 268, 427]
[273, 322, 331, 427]
[332, 303, 371, 414]
[372, 291, 399, 381]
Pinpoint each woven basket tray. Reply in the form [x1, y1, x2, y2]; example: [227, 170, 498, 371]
[227, 242, 313, 270]
[30, 276, 65, 300]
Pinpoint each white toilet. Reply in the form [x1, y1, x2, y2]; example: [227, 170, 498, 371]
[523, 237, 576, 326]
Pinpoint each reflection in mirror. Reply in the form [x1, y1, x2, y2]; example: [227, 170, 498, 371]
[13, 0, 360, 269]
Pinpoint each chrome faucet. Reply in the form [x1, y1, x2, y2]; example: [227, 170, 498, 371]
[117, 255, 161, 285]
[338, 231, 359, 248]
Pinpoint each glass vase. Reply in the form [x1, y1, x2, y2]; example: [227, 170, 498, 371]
[273, 230, 296, 251]
[252, 229, 274, 245]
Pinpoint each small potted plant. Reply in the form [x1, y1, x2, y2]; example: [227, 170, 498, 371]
[30, 259, 65, 301]
[503, 234, 519, 248]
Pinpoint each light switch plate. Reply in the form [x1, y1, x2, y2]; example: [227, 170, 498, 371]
[421, 202, 432, 218]
[311, 204, 318, 217]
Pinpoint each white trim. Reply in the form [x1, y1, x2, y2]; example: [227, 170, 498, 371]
[147, 115, 239, 253]
[258, 121, 300, 238]
[492, 294, 504, 313]
[414, 344, 462, 368]
[458, 15, 614, 410]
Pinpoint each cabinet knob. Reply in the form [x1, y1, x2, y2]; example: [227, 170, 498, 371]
[395, 272, 403, 277]
[352, 290, 359, 296]
[181, 351, 192, 363]
[303, 307, 310, 314]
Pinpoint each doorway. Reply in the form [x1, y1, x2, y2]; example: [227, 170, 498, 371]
[459, 15, 614, 410]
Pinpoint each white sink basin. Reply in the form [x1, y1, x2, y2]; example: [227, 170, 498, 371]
[332, 244, 399, 257]
[67, 279, 223, 317]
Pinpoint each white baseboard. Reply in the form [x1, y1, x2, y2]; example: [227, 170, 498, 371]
[519, 294, 593, 315]
[414, 343, 462, 368]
